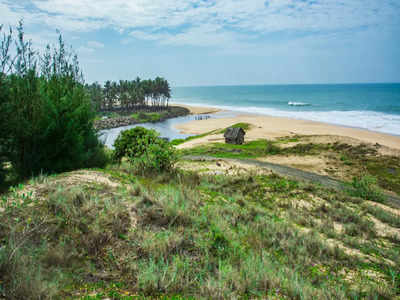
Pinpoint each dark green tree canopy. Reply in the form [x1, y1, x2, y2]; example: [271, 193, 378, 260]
[86, 76, 171, 112]
[0, 21, 107, 180]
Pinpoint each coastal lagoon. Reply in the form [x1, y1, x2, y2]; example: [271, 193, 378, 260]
[99, 111, 238, 148]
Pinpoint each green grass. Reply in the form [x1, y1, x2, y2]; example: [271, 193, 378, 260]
[275, 135, 301, 144]
[362, 203, 400, 228]
[0, 164, 398, 299]
[346, 175, 385, 203]
[179, 139, 270, 158]
[365, 157, 400, 195]
[179, 139, 329, 159]
[331, 142, 400, 195]
[131, 112, 166, 123]
[219, 122, 252, 133]
[171, 123, 252, 146]
[171, 130, 218, 146]
[180, 137, 400, 196]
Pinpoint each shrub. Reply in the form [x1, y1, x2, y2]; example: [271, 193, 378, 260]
[349, 175, 385, 203]
[265, 140, 281, 155]
[113, 127, 176, 172]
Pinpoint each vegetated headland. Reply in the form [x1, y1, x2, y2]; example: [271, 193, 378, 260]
[88, 79, 191, 130]
[1, 22, 400, 299]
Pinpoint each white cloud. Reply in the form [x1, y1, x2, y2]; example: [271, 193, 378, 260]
[1, 0, 399, 49]
[76, 41, 104, 55]
[87, 41, 104, 49]
[77, 46, 94, 54]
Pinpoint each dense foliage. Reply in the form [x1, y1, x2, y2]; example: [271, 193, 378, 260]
[113, 127, 176, 172]
[0, 22, 107, 180]
[0, 25, 13, 184]
[86, 77, 171, 112]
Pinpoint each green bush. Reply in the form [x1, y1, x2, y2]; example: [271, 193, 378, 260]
[265, 140, 281, 155]
[113, 127, 176, 172]
[349, 175, 385, 203]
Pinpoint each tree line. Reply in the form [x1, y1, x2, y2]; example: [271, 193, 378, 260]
[86, 77, 171, 112]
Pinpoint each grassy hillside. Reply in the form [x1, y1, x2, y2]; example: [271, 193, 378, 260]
[177, 132, 400, 196]
[0, 158, 399, 299]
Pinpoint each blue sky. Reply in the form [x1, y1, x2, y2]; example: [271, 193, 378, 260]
[1, 0, 399, 86]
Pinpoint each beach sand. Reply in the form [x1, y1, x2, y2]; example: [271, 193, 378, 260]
[175, 110, 400, 153]
[171, 103, 222, 115]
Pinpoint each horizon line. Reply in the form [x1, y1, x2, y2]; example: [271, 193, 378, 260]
[172, 81, 400, 88]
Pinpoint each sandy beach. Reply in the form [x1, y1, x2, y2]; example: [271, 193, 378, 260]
[171, 103, 222, 115]
[175, 105, 400, 152]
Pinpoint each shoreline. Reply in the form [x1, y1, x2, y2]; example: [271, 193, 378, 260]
[173, 104, 400, 151]
[94, 105, 190, 130]
[169, 102, 222, 115]
[171, 101, 400, 137]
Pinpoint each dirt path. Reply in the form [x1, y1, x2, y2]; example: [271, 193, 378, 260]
[183, 155, 400, 208]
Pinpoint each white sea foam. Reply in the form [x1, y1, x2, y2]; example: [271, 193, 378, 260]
[288, 101, 311, 106]
[171, 100, 400, 136]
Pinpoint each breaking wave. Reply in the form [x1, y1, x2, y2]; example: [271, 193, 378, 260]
[171, 101, 400, 136]
[288, 101, 311, 106]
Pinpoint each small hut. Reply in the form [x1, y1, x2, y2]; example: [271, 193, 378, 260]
[224, 127, 245, 144]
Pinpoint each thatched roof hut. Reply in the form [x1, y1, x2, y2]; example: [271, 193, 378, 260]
[224, 127, 245, 145]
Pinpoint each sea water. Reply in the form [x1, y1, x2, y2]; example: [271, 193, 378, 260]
[172, 83, 400, 136]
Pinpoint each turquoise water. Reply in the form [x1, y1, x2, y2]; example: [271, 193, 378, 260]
[172, 84, 400, 136]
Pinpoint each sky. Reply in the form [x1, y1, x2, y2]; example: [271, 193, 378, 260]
[1, 0, 400, 86]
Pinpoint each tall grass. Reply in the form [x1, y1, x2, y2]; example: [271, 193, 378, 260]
[348, 175, 385, 203]
[1, 168, 397, 298]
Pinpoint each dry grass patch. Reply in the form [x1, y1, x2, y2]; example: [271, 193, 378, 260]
[369, 215, 400, 240]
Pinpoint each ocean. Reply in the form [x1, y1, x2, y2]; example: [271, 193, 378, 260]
[172, 83, 400, 136]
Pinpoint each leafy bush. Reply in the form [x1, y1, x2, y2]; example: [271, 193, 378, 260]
[113, 127, 176, 172]
[349, 175, 385, 203]
[265, 140, 281, 155]
[0, 22, 108, 178]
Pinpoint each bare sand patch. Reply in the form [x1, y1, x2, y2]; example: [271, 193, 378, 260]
[297, 225, 394, 265]
[11, 170, 120, 202]
[325, 237, 395, 266]
[62, 170, 120, 188]
[299, 135, 400, 156]
[171, 103, 221, 115]
[177, 159, 271, 176]
[369, 215, 400, 239]
[366, 201, 400, 217]
[258, 155, 330, 176]
[176, 133, 224, 149]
